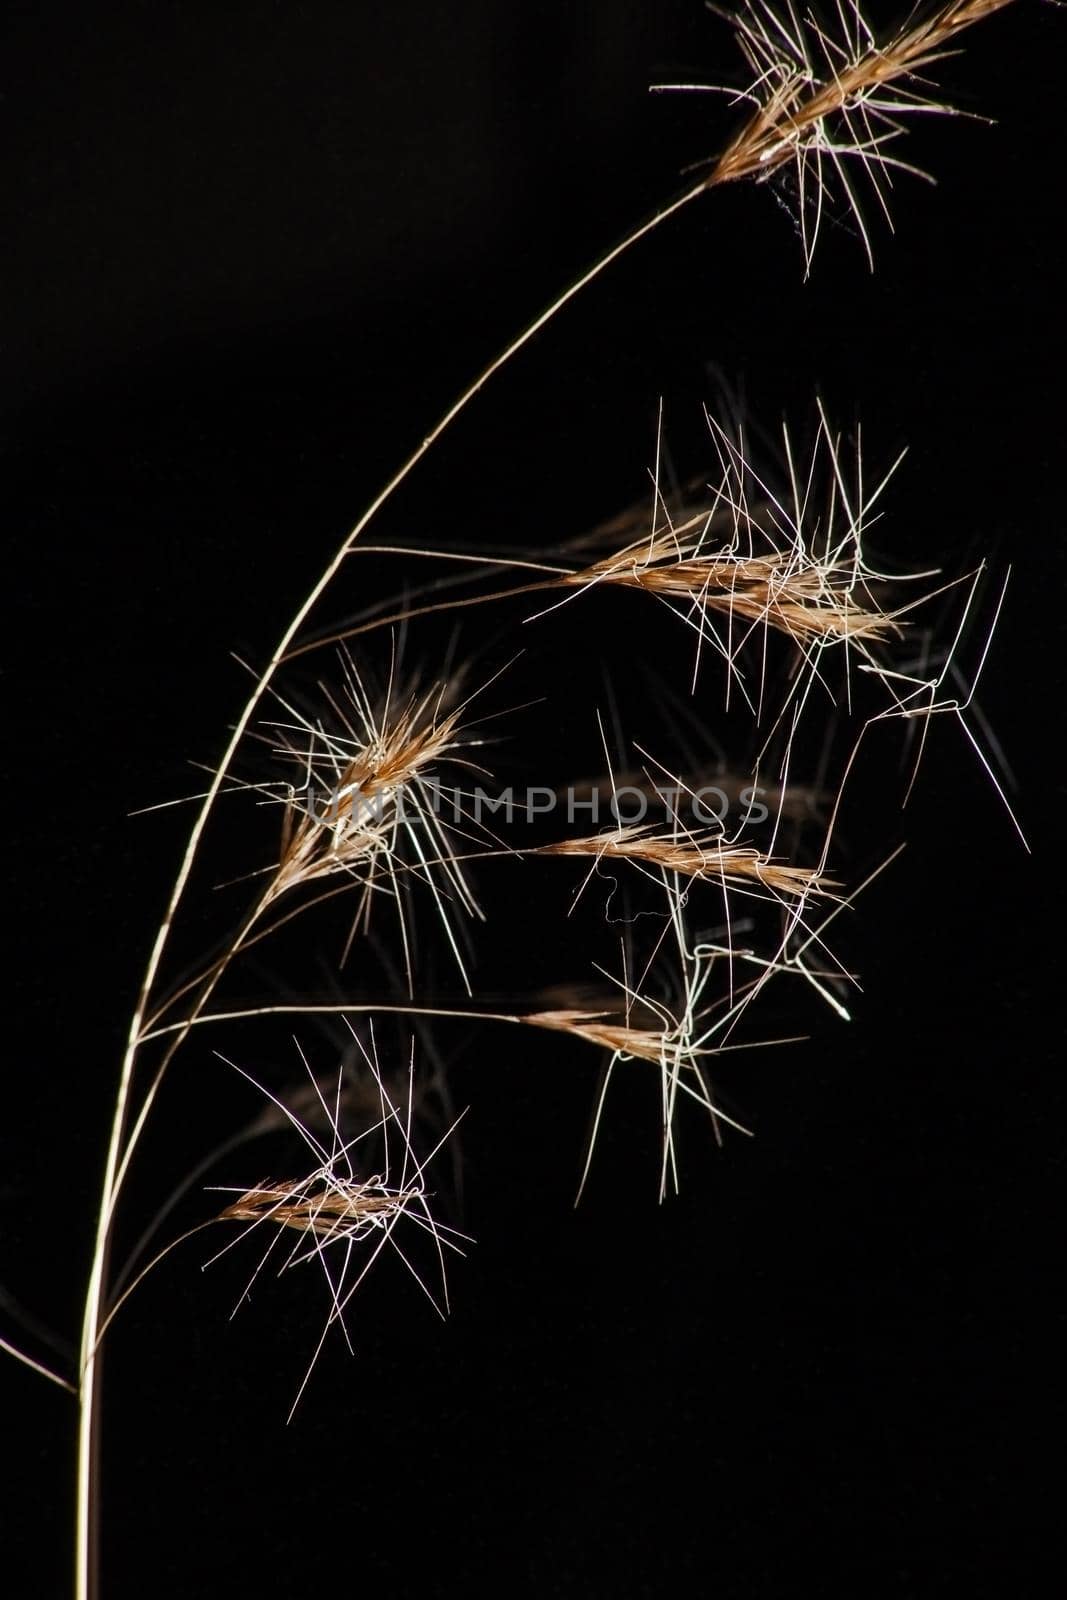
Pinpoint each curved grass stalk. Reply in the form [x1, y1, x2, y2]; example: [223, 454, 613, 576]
[71, 3, 1021, 1592]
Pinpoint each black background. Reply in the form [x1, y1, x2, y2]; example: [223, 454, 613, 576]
[4, 2, 1063, 1595]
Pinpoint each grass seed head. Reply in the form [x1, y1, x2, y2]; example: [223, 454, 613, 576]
[558, 531, 895, 646]
[538, 825, 835, 898]
[692, 0, 1017, 270]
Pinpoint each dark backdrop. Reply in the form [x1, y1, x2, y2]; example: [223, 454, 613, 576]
[4, 3, 1063, 1595]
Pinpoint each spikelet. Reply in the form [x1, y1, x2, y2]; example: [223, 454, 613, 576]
[538, 824, 834, 899]
[557, 530, 894, 645]
[212, 1030, 468, 1416]
[548, 407, 908, 695]
[252, 653, 491, 989]
[673, 0, 1016, 270]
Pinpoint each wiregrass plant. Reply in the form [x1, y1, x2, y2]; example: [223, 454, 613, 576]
[3, 3, 1034, 1595]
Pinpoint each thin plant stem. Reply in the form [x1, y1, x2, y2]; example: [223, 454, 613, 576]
[0, 1334, 76, 1395]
